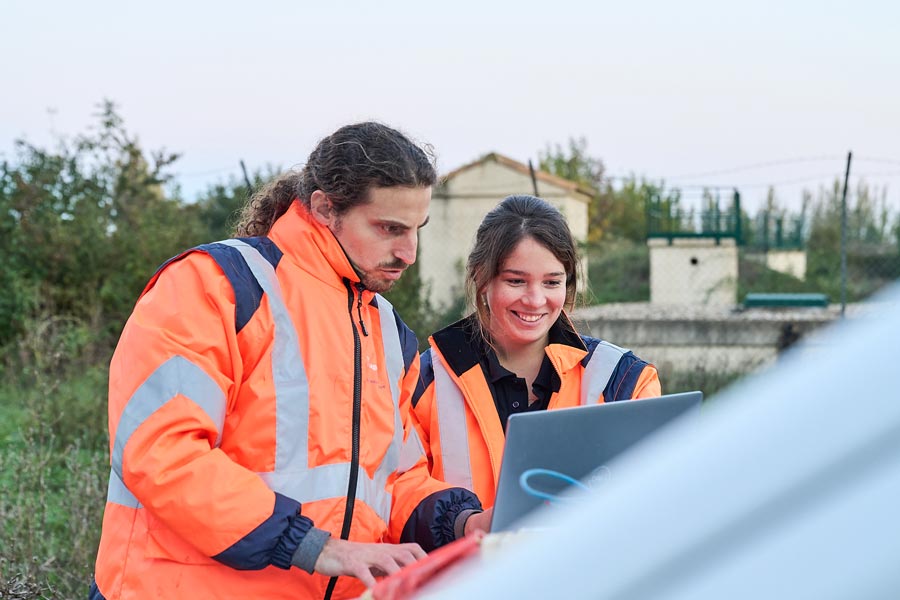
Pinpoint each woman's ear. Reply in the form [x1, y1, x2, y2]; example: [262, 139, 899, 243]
[309, 190, 335, 227]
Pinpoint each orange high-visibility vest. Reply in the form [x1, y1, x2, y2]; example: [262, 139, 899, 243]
[412, 316, 661, 508]
[92, 202, 457, 600]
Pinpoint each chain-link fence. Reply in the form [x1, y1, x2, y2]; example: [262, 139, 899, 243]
[584, 182, 900, 309]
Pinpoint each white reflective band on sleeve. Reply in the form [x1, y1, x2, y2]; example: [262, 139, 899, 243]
[107, 354, 225, 508]
[112, 355, 226, 480]
[220, 240, 310, 472]
[107, 469, 141, 508]
[432, 350, 474, 490]
[580, 340, 629, 406]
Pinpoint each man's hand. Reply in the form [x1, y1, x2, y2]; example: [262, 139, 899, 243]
[464, 507, 493, 536]
[313, 538, 426, 588]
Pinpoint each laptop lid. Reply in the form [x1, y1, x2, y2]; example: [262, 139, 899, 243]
[490, 391, 703, 533]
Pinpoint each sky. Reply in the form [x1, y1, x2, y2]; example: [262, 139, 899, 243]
[3, 0, 899, 214]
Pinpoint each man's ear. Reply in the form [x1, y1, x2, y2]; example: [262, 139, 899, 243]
[309, 190, 335, 227]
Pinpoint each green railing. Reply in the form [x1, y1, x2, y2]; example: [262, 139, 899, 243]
[646, 189, 743, 245]
[749, 212, 805, 251]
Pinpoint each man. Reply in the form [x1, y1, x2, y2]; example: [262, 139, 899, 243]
[90, 123, 483, 600]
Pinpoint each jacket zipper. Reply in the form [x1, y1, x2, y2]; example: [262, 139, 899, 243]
[325, 279, 365, 600]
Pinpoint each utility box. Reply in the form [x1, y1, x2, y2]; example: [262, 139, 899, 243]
[646, 189, 741, 306]
[649, 238, 738, 305]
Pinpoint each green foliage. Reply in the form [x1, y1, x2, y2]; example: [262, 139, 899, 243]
[541, 136, 898, 302]
[805, 180, 900, 301]
[539, 138, 680, 244]
[622, 178, 684, 242]
[0, 100, 209, 350]
[0, 314, 109, 599]
[738, 255, 813, 298]
[193, 166, 282, 240]
[583, 240, 650, 304]
[0, 434, 107, 599]
[538, 137, 605, 192]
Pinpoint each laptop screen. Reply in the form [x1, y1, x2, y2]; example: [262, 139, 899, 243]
[490, 391, 703, 532]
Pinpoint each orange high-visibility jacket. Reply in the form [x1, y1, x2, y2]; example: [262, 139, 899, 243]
[411, 315, 661, 508]
[91, 201, 479, 600]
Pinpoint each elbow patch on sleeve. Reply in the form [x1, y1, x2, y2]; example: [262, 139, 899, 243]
[212, 492, 310, 570]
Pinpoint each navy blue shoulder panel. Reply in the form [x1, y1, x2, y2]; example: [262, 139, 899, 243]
[151, 237, 282, 334]
[604, 353, 651, 402]
[580, 335, 649, 402]
[412, 348, 435, 409]
[195, 242, 263, 334]
[160, 237, 283, 335]
[390, 307, 419, 374]
[579, 335, 602, 367]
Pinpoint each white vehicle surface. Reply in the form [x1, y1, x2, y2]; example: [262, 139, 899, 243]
[421, 284, 900, 600]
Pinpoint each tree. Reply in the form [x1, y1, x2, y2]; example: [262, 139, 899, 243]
[0, 100, 205, 350]
[193, 165, 282, 240]
[539, 137, 681, 243]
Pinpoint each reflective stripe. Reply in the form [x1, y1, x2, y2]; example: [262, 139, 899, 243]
[376, 294, 403, 413]
[260, 464, 392, 525]
[431, 349, 474, 490]
[107, 469, 140, 508]
[106, 241, 406, 526]
[374, 294, 405, 479]
[225, 242, 404, 524]
[108, 354, 226, 507]
[580, 340, 629, 406]
[220, 240, 309, 471]
[398, 426, 426, 474]
[112, 355, 226, 479]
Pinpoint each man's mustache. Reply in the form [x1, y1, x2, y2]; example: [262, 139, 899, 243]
[377, 260, 408, 270]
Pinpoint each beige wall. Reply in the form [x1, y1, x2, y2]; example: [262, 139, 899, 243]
[649, 238, 738, 306]
[419, 160, 589, 310]
[766, 250, 807, 280]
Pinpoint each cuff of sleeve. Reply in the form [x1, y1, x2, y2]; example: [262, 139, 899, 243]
[453, 509, 482, 540]
[290, 527, 332, 574]
[269, 503, 314, 570]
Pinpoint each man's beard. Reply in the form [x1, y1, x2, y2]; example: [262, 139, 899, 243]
[355, 260, 408, 293]
[359, 271, 395, 293]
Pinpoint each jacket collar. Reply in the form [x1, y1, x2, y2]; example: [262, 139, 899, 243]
[431, 312, 588, 377]
[268, 200, 363, 293]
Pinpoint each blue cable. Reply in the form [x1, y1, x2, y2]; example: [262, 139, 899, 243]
[519, 468, 589, 504]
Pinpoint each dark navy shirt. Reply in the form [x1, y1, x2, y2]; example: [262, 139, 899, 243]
[478, 343, 560, 433]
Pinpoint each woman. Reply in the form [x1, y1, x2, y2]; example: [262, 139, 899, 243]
[411, 195, 661, 535]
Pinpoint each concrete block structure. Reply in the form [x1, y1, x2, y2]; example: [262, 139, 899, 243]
[649, 238, 739, 306]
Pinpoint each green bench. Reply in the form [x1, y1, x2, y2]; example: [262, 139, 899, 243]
[743, 293, 830, 308]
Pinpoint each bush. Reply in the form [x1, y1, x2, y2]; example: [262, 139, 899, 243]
[584, 240, 650, 304]
[0, 313, 110, 599]
[0, 432, 107, 599]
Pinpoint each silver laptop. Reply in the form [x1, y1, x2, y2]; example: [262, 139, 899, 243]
[490, 391, 703, 532]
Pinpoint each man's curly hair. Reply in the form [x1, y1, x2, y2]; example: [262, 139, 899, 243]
[234, 122, 437, 237]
